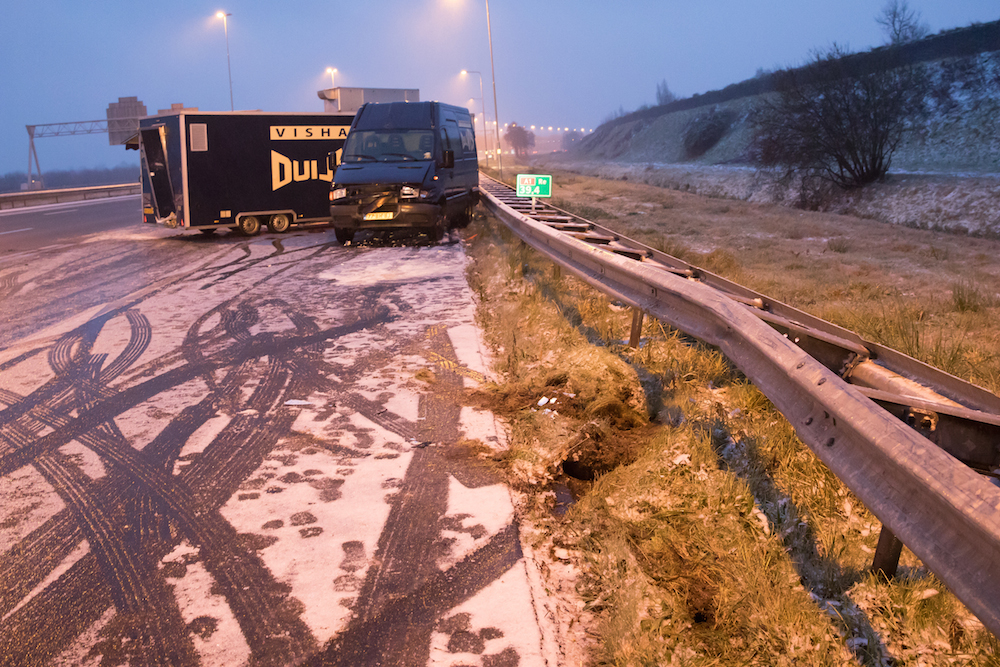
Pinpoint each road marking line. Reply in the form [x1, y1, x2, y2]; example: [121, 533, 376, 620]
[0, 227, 33, 235]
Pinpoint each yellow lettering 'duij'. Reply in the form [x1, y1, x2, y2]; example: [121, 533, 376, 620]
[271, 150, 339, 190]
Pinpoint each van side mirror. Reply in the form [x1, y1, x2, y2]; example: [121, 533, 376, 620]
[441, 150, 455, 169]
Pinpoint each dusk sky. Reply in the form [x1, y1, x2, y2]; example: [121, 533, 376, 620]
[2, 0, 997, 175]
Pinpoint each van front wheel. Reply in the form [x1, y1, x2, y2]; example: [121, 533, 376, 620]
[334, 228, 355, 244]
[455, 202, 474, 229]
[430, 219, 446, 243]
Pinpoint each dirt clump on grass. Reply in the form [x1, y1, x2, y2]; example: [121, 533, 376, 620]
[465, 310, 649, 488]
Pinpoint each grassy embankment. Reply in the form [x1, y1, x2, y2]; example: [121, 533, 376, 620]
[463, 167, 1000, 665]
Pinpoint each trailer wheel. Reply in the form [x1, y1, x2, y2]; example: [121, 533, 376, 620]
[334, 228, 355, 244]
[238, 216, 261, 235]
[268, 214, 291, 233]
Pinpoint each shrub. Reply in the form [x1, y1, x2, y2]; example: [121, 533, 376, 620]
[827, 237, 851, 253]
[682, 108, 736, 159]
[750, 45, 927, 189]
[952, 279, 995, 313]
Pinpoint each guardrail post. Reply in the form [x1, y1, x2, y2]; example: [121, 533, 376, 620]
[872, 526, 904, 578]
[629, 308, 644, 348]
[552, 264, 561, 281]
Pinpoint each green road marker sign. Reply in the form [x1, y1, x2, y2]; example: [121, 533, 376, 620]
[516, 174, 552, 198]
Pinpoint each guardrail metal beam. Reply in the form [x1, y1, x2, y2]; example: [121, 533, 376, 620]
[0, 184, 140, 211]
[479, 173, 1000, 637]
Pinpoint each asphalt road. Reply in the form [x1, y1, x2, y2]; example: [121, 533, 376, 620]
[0, 196, 142, 254]
[0, 206, 555, 666]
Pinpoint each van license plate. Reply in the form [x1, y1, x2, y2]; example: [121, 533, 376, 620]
[364, 211, 395, 221]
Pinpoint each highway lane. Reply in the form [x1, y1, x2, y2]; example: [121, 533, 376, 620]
[0, 195, 141, 253]
[0, 203, 213, 351]
[0, 224, 555, 666]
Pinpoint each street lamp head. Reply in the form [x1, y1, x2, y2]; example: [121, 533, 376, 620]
[460, 70, 468, 75]
[216, 11, 231, 18]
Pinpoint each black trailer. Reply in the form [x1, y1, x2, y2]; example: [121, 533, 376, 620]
[137, 111, 354, 234]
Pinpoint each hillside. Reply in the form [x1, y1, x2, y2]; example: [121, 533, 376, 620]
[576, 51, 1000, 175]
[556, 24, 1000, 236]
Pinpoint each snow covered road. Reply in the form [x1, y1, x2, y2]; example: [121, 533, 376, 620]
[0, 226, 556, 666]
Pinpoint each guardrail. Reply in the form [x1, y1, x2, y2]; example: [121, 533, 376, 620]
[478, 172, 1000, 638]
[0, 183, 140, 211]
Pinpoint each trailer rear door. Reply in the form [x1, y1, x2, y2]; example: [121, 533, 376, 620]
[140, 127, 176, 220]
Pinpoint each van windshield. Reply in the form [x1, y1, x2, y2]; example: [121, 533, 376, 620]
[342, 130, 435, 163]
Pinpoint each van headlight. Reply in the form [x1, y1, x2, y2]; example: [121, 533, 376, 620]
[331, 187, 347, 201]
[400, 186, 418, 198]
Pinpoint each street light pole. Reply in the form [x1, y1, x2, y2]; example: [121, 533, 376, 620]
[461, 70, 489, 168]
[216, 12, 234, 111]
[484, 0, 503, 179]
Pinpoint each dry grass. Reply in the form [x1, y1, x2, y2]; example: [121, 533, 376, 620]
[952, 278, 998, 313]
[508, 163, 1000, 395]
[464, 168, 1000, 665]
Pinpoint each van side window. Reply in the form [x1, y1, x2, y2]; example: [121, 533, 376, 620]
[459, 128, 476, 155]
[444, 121, 463, 157]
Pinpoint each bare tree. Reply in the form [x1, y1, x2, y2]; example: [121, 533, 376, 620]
[751, 45, 926, 191]
[504, 123, 535, 158]
[876, 0, 929, 45]
[656, 79, 677, 106]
